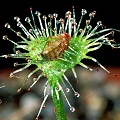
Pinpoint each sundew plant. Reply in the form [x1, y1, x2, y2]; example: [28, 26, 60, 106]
[1, 6, 120, 120]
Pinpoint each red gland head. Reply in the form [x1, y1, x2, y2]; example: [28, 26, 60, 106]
[64, 33, 71, 41]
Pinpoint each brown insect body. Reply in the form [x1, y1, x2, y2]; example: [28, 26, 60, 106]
[42, 33, 71, 60]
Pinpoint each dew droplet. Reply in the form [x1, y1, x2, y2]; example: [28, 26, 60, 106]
[66, 88, 70, 92]
[25, 17, 31, 23]
[27, 88, 31, 92]
[43, 104, 46, 108]
[43, 15, 47, 20]
[86, 20, 90, 24]
[5, 54, 10, 58]
[16, 50, 20, 54]
[17, 32, 21, 36]
[89, 11, 96, 18]
[9, 73, 13, 78]
[81, 9, 87, 15]
[74, 92, 80, 97]
[17, 22, 22, 27]
[53, 13, 58, 18]
[4, 23, 11, 28]
[48, 14, 53, 19]
[14, 62, 18, 67]
[14, 16, 20, 22]
[70, 107, 75, 112]
[79, 29, 83, 33]
[35, 11, 41, 16]
[29, 29, 33, 33]
[35, 117, 38, 120]
[3, 35, 8, 40]
[87, 25, 92, 30]
[97, 21, 102, 26]
[33, 78, 37, 82]
[17, 88, 21, 92]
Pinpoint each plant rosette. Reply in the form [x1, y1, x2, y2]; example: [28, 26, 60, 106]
[1, 6, 120, 120]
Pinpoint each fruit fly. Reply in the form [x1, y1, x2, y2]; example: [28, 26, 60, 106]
[42, 33, 71, 60]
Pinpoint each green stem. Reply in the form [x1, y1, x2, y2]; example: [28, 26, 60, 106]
[52, 86, 67, 120]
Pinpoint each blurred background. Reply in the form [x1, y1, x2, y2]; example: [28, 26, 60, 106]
[0, 0, 120, 120]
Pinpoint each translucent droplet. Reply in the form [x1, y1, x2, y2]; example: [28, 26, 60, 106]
[35, 117, 38, 120]
[14, 62, 18, 67]
[87, 25, 92, 30]
[5, 54, 10, 58]
[29, 29, 33, 33]
[17, 32, 21, 36]
[33, 78, 37, 82]
[3, 35, 8, 40]
[35, 11, 41, 16]
[9, 73, 13, 78]
[4, 23, 10, 28]
[43, 104, 46, 108]
[48, 14, 53, 19]
[14, 16, 20, 22]
[97, 21, 102, 26]
[27, 88, 31, 92]
[53, 13, 58, 18]
[48, 22, 51, 26]
[17, 22, 22, 27]
[74, 92, 80, 97]
[86, 20, 90, 24]
[25, 17, 31, 23]
[81, 9, 87, 15]
[79, 29, 83, 33]
[66, 88, 70, 93]
[89, 11, 96, 18]
[70, 107, 75, 112]
[17, 88, 21, 92]
[16, 50, 20, 54]
[43, 15, 47, 20]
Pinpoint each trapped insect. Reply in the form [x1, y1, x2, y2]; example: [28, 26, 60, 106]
[42, 33, 71, 60]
